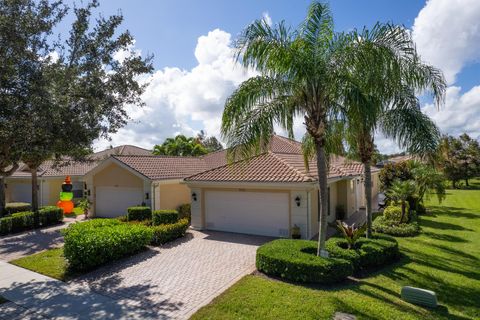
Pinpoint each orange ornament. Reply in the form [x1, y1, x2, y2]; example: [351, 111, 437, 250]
[57, 200, 74, 214]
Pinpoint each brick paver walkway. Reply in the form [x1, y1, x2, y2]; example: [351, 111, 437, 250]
[0, 215, 84, 261]
[76, 230, 271, 319]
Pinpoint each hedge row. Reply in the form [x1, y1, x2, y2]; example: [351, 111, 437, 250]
[151, 218, 189, 245]
[5, 202, 32, 215]
[372, 216, 420, 237]
[63, 219, 153, 271]
[256, 239, 353, 284]
[127, 206, 151, 221]
[0, 207, 64, 236]
[257, 235, 399, 283]
[326, 235, 399, 272]
[152, 210, 178, 225]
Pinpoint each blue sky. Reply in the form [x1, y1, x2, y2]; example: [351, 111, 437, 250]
[59, 0, 480, 153]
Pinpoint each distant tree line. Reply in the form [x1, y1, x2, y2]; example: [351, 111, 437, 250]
[152, 131, 223, 156]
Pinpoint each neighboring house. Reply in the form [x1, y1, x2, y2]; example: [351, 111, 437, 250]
[376, 154, 414, 168]
[184, 135, 380, 239]
[5, 145, 152, 207]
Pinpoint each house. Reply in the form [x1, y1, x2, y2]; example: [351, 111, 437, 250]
[184, 135, 380, 239]
[5, 145, 152, 207]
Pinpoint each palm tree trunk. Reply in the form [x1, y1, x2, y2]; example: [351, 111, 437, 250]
[31, 167, 40, 227]
[0, 177, 5, 216]
[316, 142, 329, 257]
[363, 162, 373, 238]
[400, 201, 406, 223]
[465, 178, 469, 187]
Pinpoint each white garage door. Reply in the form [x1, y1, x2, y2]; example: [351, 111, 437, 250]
[11, 183, 32, 204]
[95, 186, 144, 218]
[205, 191, 289, 237]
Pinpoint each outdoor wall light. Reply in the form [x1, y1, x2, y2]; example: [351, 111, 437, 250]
[295, 196, 301, 207]
[192, 192, 197, 201]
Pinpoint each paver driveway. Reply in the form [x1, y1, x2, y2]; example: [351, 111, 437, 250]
[75, 230, 271, 319]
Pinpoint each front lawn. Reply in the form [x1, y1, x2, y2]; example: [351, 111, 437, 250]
[10, 247, 72, 281]
[192, 181, 480, 320]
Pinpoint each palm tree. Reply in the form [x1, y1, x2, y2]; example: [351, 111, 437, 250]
[153, 135, 208, 156]
[386, 180, 417, 223]
[222, 2, 354, 256]
[221, 2, 443, 255]
[341, 25, 446, 237]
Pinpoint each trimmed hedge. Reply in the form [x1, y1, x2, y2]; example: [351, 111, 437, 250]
[256, 239, 353, 283]
[152, 210, 178, 225]
[384, 205, 409, 223]
[326, 235, 399, 272]
[63, 219, 153, 271]
[372, 216, 420, 237]
[177, 203, 191, 220]
[127, 206, 151, 221]
[151, 218, 189, 245]
[0, 207, 63, 236]
[5, 202, 31, 215]
[39, 206, 64, 226]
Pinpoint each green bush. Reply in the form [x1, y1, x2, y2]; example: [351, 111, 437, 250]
[39, 206, 63, 226]
[10, 211, 35, 233]
[151, 218, 189, 245]
[152, 210, 178, 225]
[384, 204, 409, 223]
[5, 202, 31, 215]
[372, 215, 420, 237]
[326, 235, 399, 272]
[0, 217, 12, 235]
[63, 219, 153, 271]
[127, 206, 151, 221]
[177, 203, 191, 220]
[256, 239, 353, 283]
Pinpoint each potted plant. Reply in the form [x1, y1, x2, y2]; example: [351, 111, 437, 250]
[78, 198, 91, 219]
[291, 225, 301, 239]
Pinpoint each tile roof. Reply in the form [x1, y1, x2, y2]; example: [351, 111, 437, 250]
[10, 145, 152, 178]
[112, 155, 207, 180]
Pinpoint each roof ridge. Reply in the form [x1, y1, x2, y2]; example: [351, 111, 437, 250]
[269, 152, 315, 182]
[112, 154, 202, 159]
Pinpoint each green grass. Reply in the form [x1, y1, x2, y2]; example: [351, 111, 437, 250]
[10, 247, 74, 281]
[192, 180, 480, 320]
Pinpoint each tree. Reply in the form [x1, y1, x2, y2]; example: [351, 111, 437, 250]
[410, 161, 446, 206]
[340, 24, 445, 237]
[386, 180, 417, 223]
[153, 135, 208, 156]
[197, 130, 224, 152]
[437, 134, 480, 188]
[0, 0, 153, 222]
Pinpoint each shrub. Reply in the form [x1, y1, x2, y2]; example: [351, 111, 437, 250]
[0, 217, 12, 235]
[177, 203, 191, 220]
[372, 216, 420, 237]
[383, 204, 409, 223]
[152, 210, 178, 225]
[63, 219, 153, 271]
[127, 206, 151, 221]
[151, 218, 189, 245]
[10, 211, 35, 233]
[5, 202, 31, 215]
[256, 239, 353, 283]
[326, 235, 399, 272]
[39, 206, 63, 226]
[116, 215, 128, 222]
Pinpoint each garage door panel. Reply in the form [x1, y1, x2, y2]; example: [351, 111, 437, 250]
[96, 186, 143, 218]
[205, 191, 289, 237]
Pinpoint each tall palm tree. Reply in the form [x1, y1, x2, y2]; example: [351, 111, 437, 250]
[340, 24, 445, 238]
[221, 2, 442, 255]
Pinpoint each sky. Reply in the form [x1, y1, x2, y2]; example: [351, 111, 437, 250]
[58, 0, 480, 154]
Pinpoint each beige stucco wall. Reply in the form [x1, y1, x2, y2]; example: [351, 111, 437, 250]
[93, 163, 143, 188]
[158, 183, 191, 210]
[47, 178, 63, 206]
[336, 179, 357, 217]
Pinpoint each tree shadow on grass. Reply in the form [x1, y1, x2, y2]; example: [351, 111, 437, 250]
[427, 206, 479, 219]
[421, 231, 469, 243]
[420, 219, 474, 231]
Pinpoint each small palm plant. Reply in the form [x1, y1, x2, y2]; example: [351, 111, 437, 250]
[336, 221, 367, 249]
[77, 198, 91, 219]
[386, 180, 417, 223]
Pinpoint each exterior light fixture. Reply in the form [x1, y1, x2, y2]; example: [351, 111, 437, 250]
[295, 196, 301, 207]
[192, 192, 197, 201]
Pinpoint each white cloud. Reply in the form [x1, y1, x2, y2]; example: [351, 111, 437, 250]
[423, 85, 480, 140]
[262, 12, 272, 26]
[412, 0, 480, 84]
[94, 29, 256, 151]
